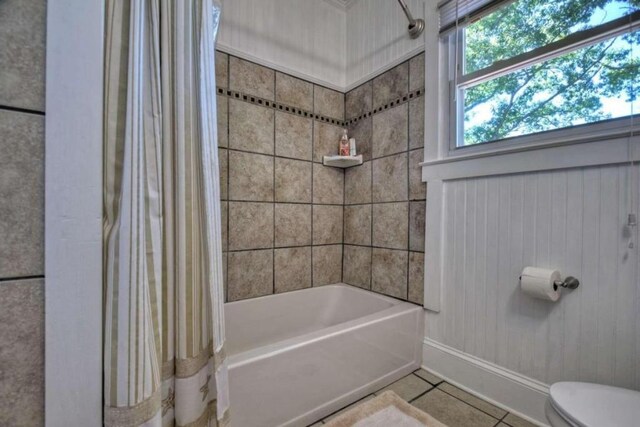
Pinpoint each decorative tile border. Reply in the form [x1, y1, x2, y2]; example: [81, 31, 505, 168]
[216, 87, 346, 127]
[346, 87, 425, 126]
[215, 85, 425, 129]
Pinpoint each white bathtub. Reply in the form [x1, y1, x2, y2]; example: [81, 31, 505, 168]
[225, 283, 424, 427]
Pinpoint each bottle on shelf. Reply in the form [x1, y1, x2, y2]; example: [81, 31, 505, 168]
[339, 129, 350, 156]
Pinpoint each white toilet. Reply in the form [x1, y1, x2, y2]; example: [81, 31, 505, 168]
[545, 382, 640, 426]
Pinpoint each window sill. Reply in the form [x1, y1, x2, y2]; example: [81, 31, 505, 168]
[421, 123, 640, 181]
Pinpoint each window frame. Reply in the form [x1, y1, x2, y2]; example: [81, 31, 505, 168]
[447, 6, 640, 153]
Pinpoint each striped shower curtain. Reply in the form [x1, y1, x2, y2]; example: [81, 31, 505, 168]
[103, 0, 230, 426]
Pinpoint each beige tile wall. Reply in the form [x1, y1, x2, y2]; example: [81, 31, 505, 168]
[0, 0, 47, 424]
[217, 53, 345, 302]
[344, 53, 426, 305]
[218, 51, 426, 305]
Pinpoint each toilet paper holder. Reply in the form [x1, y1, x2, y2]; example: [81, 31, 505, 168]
[517, 274, 580, 291]
[553, 276, 580, 290]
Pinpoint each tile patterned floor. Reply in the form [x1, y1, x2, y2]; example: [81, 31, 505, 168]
[307, 369, 539, 427]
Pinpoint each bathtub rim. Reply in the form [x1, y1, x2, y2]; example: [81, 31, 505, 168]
[225, 283, 423, 368]
[224, 283, 404, 310]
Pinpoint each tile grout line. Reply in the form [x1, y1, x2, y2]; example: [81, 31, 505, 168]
[311, 371, 508, 426]
[346, 197, 426, 207]
[272, 69, 277, 296]
[311, 84, 315, 288]
[319, 393, 375, 424]
[342, 242, 423, 252]
[369, 77, 374, 292]
[221, 87, 346, 126]
[406, 65, 411, 301]
[494, 408, 511, 426]
[408, 382, 439, 404]
[224, 53, 230, 303]
[341, 90, 346, 285]
[405, 376, 506, 425]
[218, 84, 424, 132]
[0, 105, 45, 116]
[226, 146, 318, 164]
[225, 52, 425, 303]
[226, 199, 343, 207]
[0, 275, 45, 283]
[435, 385, 507, 422]
[221, 49, 425, 101]
[341, 158, 346, 284]
[223, 50, 341, 108]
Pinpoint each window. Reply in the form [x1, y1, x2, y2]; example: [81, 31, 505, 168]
[445, 0, 640, 148]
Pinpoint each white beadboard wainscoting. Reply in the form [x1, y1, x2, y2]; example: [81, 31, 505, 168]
[422, 163, 640, 424]
[217, 0, 347, 89]
[345, 0, 429, 90]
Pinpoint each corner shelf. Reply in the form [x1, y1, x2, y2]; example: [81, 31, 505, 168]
[322, 155, 363, 168]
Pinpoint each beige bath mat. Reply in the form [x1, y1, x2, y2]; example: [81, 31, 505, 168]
[323, 391, 447, 427]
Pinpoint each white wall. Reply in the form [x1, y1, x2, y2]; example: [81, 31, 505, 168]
[217, 0, 346, 90]
[345, 0, 427, 90]
[217, 0, 431, 91]
[426, 163, 640, 391]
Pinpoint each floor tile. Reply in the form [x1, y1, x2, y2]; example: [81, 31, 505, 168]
[412, 389, 498, 427]
[375, 374, 432, 402]
[413, 368, 442, 385]
[503, 413, 538, 427]
[322, 395, 374, 422]
[438, 382, 507, 419]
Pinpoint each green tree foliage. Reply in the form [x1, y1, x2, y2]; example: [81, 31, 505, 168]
[463, 0, 640, 145]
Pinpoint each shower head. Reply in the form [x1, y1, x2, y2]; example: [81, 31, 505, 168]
[408, 18, 425, 39]
[396, 0, 425, 39]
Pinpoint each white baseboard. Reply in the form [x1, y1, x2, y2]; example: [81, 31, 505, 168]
[422, 338, 550, 426]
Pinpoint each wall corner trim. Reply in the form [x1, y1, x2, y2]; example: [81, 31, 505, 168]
[422, 338, 550, 426]
[45, 0, 104, 425]
[323, 0, 359, 11]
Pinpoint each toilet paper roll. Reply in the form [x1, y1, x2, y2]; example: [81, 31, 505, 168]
[520, 267, 562, 301]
